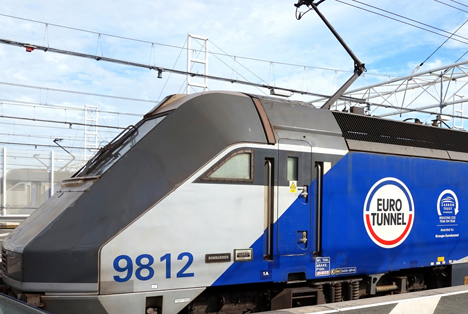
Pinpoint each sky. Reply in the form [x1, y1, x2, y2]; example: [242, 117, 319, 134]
[1, 0, 468, 170]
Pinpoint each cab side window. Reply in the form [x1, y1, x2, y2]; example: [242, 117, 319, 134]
[201, 149, 254, 183]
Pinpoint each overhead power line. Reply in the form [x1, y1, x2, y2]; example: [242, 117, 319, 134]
[348, 0, 468, 42]
[0, 80, 157, 104]
[0, 140, 89, 150]
[0, 13, 392, 78]
[0, 98, 143, 117]
[435, 0, 468, 13]
[0, 132, 88, 142]
[416, 17, 468, 70]
[448, 0, 468, 9]
[336, 0, 468, 46]
[0, 120, 119, 132]
[0, 112, 126, 129]
[0, 38, 336, 99]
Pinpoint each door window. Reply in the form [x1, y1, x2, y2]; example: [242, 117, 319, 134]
[287, 157, 298, 181]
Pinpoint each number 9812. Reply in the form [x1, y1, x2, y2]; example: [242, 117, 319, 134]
[113, 252, 194, 282]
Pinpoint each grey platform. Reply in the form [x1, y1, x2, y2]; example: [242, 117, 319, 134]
[262, 285, 468, 314]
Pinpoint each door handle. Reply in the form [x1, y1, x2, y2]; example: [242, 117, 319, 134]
[299, 231, 307, 244]
[298, 185, 308, 198]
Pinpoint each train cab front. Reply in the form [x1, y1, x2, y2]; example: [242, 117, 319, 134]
[1, 173, 102, 310]
[0, 95, 180, 311]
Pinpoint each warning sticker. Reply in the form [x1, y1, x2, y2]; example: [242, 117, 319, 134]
[331, 267, 356, 276]
[340, 267, 357, 275]
[315, 257, 330, 277]
[289, 181, 297, 193]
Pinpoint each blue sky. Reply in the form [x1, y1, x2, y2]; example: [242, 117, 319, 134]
[1, 0, 468, 166]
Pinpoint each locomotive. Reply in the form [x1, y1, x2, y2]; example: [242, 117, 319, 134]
[2, 91, 468, 313]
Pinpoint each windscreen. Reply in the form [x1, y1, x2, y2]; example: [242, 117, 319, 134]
[77, 115, 167, 177]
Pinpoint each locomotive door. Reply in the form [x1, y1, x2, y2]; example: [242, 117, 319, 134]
[277, 140, 312, 255]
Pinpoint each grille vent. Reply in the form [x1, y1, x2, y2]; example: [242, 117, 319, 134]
[332, 112, 468, 153]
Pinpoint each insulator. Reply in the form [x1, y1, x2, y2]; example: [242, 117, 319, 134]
[352, 281, 359, 300]
[334, 282, 342, 302]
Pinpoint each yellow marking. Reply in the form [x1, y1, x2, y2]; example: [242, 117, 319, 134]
[437, 256, 445, 262]
[289, 181, 297, 193]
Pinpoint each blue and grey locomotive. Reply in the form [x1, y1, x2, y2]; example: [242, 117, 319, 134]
[2, 91, 468, 313]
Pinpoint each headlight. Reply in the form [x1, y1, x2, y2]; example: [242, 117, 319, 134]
[6, 250, 22, 281]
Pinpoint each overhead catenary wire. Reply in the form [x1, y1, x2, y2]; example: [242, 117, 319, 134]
[0, 140, 89, 151]
[209, 40, 269, 85]
[349, 0, 468, 42]
[336, 0, 468, 46]
[434, 0, 468, 66]
[414, 18, 468, 72]
[349, 1, 468, 68]
[2, 6, 468, 129]
[0, 141, 93, 151]
[0, 38, 335, 99]
[0, 132, 88, 142]
[0, 130, 116, 148]
[0, 80, 157, 105]
[157, 38, 188, 101]
[0, 99, 144, 117]
[0, 113, 126, 129]
[435, 0, 468, 14]
[449, 0, 468, 8]
[207, 41, 268, 96]
[4, 153, 74, 159]
[0, 13, 392, 78]
[0, 120, 119, 133]
[3, 163, 86, 169]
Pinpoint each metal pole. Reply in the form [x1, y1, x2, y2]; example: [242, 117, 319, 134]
[187, 34, 191, 94]
[440, 72, 444, 114]
[50, 150, 54, 197]
[2, 147, 6, 216]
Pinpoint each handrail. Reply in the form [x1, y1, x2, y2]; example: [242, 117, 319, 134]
[264, 160, 273, 260]
[314, 163, 323, 256]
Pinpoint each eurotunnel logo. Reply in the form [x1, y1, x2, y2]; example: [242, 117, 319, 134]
[363, 178, 414, 249]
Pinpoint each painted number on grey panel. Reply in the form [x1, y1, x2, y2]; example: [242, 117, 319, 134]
[113, 252, 194, 282]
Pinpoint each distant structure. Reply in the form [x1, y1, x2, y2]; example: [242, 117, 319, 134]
[84, 105, 99, 161]
[187, 34, 209, 94]
[309, 60, 468, 129]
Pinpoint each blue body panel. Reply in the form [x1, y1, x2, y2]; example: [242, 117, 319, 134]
[214, 152, 468, 286]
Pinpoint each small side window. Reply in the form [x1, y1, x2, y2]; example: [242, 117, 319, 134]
[201, 150, 254, 182]
[287, 157, 298, 181]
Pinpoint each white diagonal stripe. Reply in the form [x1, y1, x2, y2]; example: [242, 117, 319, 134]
[389, 296, 441, 314]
